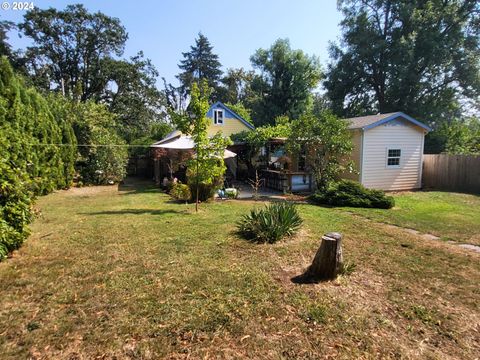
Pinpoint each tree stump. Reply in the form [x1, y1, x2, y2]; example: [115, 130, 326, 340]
[303, 232, 343, 282]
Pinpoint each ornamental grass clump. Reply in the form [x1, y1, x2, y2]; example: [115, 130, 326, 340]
[237, 202, 303, 243]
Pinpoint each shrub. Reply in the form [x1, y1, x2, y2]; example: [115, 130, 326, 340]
[170, 183, 191, 202]
[237, 202, 303, 243]
[311, 180, 394, 209]
[0, 159, 33, 260]
[164, 180, 175, 193]
[188, 182, 217, 202]
[187, 176, 223, 202]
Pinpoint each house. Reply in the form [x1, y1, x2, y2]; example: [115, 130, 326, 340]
[152, 107, 430, 192]
[206, 102, 255, 136]
[258, 112, 431, 192]
[151, 102, 254, 183]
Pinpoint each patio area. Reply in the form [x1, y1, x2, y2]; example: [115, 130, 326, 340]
[217, 182, 286, 200]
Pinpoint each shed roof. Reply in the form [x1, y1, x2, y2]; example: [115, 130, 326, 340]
[345, 112, 431, 132]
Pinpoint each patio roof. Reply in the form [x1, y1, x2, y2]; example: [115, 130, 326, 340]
[151, 134, 236, 159]
[151, 135, 194, 149]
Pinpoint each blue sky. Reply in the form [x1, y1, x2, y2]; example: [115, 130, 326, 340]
[1, 0, 343, 85]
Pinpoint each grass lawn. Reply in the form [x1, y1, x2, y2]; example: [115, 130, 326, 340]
[341, 191, 480, 245]
[0, 179, 479, 359]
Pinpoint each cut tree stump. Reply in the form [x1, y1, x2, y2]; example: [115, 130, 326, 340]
[293, 232, 343, 283]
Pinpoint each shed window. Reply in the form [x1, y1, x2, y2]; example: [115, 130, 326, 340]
[386, 148, 401, 167]
[213, 109, 224, 125]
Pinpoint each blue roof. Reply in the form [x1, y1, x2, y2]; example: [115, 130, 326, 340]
[207, 102, 255, 130]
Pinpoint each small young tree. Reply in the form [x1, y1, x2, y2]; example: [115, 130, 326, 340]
[287, 111, 354, 192]
[173, 80, 231, 211]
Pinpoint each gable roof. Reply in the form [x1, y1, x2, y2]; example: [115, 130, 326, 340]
[151, 130, 182, 146]
[345, 112, 431, 132]
[208, 101, 255, 130]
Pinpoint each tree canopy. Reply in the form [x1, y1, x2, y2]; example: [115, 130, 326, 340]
[217, 68, 255, 104]
[99, 52, 168, 142]
[18, 5, 169, 142]
[249, 39, 322, 126]
[0, 21, 14, 62]
[19, 4, 128, 101]
[287, 111, 354, 191]
[325, 0, 480, 126]
[427, 117, 480, 154]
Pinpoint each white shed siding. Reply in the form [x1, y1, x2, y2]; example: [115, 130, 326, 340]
[361, 119, 424, 190]
[341, 129, 362, 182]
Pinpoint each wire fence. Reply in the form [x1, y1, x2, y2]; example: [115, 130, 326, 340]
[24, 144, 152, 147]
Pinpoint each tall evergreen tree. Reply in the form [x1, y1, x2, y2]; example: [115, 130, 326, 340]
[0, 57, 76, 195]
[177, 33, 223, 99]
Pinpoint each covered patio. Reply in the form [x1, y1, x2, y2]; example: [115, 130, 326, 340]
[150, 130, 238, 185]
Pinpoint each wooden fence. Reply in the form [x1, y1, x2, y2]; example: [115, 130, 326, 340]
[423, 154, 480, 194]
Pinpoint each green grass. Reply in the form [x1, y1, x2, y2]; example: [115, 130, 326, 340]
[0, 180, 479, 359]
[341, 191, 480, 245]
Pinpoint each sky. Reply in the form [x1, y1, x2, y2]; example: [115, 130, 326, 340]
[1, 0, 343, 86]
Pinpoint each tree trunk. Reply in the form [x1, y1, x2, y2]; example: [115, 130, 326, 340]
[304, 232, 343, 281]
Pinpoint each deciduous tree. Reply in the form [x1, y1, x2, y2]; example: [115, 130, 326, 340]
[250, 39, 322, 126]
[100, 53, 169, 142]
[287, 111, 353, 191]
[173, 81, 231, 211]
[325, 0, 480, 127]
[19, 4, 128, 100]
[217, 67, 255, 104]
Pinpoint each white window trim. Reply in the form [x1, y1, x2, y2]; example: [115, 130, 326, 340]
[386, 147, 402, 168]
[213, 109, 224, 125]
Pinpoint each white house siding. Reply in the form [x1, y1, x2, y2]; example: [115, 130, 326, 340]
[361, 118, 425, 190]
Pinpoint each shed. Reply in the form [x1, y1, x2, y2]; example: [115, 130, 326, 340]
[344, 112, 431, 191]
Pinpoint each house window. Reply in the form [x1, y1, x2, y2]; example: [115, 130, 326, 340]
[213, 109, 224, 125]
[386, 148, 401, 167]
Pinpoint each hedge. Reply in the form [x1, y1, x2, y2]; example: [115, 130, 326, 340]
[0, 57, 76, 260]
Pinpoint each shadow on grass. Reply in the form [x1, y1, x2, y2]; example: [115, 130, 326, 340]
[404, 187, 480, 197]
[234, 196, 288, 203]
[84, 209, 186, 216]
[290, 272, 320, 284]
